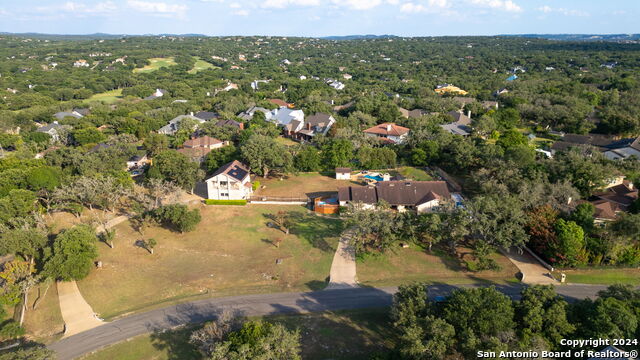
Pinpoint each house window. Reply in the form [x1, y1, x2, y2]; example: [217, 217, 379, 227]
[220, 181, 228, 186]
[221, 193, 229, 197]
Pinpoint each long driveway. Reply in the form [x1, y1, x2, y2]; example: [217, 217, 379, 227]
[49, 284, 613, 360]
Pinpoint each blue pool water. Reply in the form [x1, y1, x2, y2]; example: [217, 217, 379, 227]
[364, 174, 384, 181]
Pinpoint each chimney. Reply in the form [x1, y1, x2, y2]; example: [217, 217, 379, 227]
[386, 124, 392, 132]
[239, 122, 245, 130]
[190, 111, 194, 116]
[53, 121, 59, 125]
[467, 110, 471, 118]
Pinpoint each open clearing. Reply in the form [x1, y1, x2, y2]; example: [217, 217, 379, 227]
[77, 204, 343, 320]
[84, 88, 123, 104]
[254, 172, 355, 198]
[23, 282, 65, 343]
[563, 268, 640, 285]
[133, 57, 177, 73]
[188, 57, 217, 74]
[358, 246, 520, 286]
[80, 308, 393, 360]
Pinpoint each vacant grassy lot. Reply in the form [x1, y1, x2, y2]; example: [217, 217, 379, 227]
[188, 57, 217, 74]
[81, 308, 393, 360]
[254, 172, 356, 198]
[23, 282, 65, 343]
[358, 245, 520, 286]
[85, 88, 123, 104]
[564, 268, 640, 285]
[133, 57, 177, 73]
[77, 204, 342, 319]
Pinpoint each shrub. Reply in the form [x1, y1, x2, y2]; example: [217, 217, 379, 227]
[205, 199, 247, 206]
[252, 181, 261, 191]
[152, 204, 201, 233]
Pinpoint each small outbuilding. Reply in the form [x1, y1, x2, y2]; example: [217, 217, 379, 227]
[335, 167, 351, 180]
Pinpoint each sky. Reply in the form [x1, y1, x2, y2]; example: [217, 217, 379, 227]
[0, 0, 636, 37]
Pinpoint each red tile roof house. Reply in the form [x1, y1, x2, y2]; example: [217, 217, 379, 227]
[338, 181, 451, 213]
[363, 123, 410, 144]
[177, 136, 229, 163]
[204, 160, 253, 200]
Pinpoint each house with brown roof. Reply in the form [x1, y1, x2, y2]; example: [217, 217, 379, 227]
[268, 99, 291, 108]
[178, 136, 229, 163]
[204, 160, 253, 200]
[363, 123, 410, 144]
[588, 180, 638, 222]
[338, 181, 451, 213]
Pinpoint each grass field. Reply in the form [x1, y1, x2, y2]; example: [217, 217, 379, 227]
[77, 204, 343, 319]
[358, 245, 520, 286]
[133, 57, 177, 73]
[564, 268, 640, 285]
[188, 57, 217, 74]
[395, 166, 433, 181]
[81, 308, 393, 360]
[84, 88, 123, 104]
[23, 282, 65, 343]
[254, 172, 356, 198]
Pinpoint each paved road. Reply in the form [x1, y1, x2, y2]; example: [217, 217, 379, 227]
[48, 284, 613, 360]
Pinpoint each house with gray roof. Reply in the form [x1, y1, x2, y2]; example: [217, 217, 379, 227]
[338, 181, 452, 213]
[440, 111, 472, 136]
[204, 160, 253, 200]
[36, 121, 72, 142]
[158, 115, 206, 136]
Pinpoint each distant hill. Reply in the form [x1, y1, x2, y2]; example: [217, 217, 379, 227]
[321, 35, 399, 41]
[0, 32, 207, 40]
[504, 34, 640, 42]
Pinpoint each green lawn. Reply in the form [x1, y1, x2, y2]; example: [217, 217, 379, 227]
[254, 172, 356, 198]
[84, 88, 123, 104]
[395, 166, 433, 181]
[23, 282, 65, 343]
[77, 204, 342, 320]
[188, 57, 217, 74]
[564, 268, 640, 285]
[81, 309, 394, 360]
[358, 245, 520, 286]
[133, 57, 177, 73]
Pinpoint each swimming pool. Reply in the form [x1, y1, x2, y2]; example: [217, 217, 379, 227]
[364, 174, 384, 182]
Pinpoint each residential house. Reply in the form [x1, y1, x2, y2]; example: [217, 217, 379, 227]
[270, 107, 305, 127]
[440, 111, 472, 136]
[481, 101, 499, 110]
[363, 123, 410, 144]
[216, 119, 244, 130]
[550, 133, 619, 156]
[336, 167, 351, 180]
[238, 106, 271, 121]
[328, 80, 345, 90]
[144, 88, 166, 101]
[398, 107, 410, 118]
[268, 99, 290, 108]
[194, 111, 219, 121]
[250, 80, 270, 90]
[204, 160, 253, 200]
[36, 121, 72, 142]
[452, 97, 475, 108]
[126, 154, 150, 170]
[343, 73, 353, 80]
[158, 115, 206, 136]
[588, 180, 638, 223]
[434, 84, 468, 95]
[603, 136, 640, 160]
[54, 110, 84, 120]
[73, 59, 90, 67]
[178, 135, 228, 163]
[293, 113, 335, 141]
[338, 181, 451, 213]
[493, 88, 509, 97]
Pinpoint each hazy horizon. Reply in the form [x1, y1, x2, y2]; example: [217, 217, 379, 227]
[0, 0, 636, 37]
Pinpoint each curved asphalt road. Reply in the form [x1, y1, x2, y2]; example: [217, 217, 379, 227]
[49, 284, 612, 360]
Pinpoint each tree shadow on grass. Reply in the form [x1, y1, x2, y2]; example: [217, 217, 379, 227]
[264, 211, 344, 253]
[305, 278, 329, 291]
[149, 326, 201, 360]
[267, 301, 397, 359]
